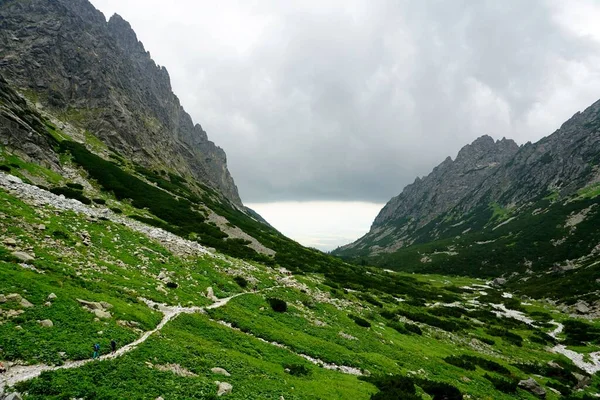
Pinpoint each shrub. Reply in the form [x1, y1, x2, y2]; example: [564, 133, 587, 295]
[233, 276, 248, 288]
[361, 375, 420, 400]
[416, 379, 463, 400]
[110, 207, 123, 214]
[444, 356, 476, 371]
[49, 187, 92, 205]
[51, 230, 70, 240]
[484, 374, 518, 393]
[405, 323, 422, 335]
[444, 355, 510, 375]
[485, 327, 523, 347]
[166, 282, 178, 289]
[349, 314, 371, 328]
[0, 165, 11, 172]
[388, 321, 409, 334]
[284, 364, 311, 377]
[66, 182, 84, 190]
[92, 198, 106, 205]
[268, 298, 287, 313]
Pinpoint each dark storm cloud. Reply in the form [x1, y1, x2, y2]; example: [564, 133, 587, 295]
[92, 0, 600, 203]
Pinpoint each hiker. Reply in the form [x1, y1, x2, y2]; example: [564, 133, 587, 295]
[93, 343, 100, 359]
[0, 361, 6, 373]
[111, 339, 117, 353]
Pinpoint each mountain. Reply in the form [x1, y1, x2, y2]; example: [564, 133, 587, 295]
[0, 0, 241, 205]
[1, 1, 600, 399]
[334, 100, 600, 302]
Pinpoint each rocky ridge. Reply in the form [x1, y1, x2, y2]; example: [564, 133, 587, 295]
[336, 98, 600, 258]
[0, 0, 241, 205]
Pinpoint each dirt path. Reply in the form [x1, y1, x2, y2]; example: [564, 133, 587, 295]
[0, 289, 269, 393]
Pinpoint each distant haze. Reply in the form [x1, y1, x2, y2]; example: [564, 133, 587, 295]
[89, 0, 600, 247]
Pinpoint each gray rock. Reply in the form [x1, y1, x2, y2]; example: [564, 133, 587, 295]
[491, 277, 507, 287]
[3, 237, 17, 246]
[20, 298, 34, 308]
[211, 367, 231, 376]
[93, 309, 112, 319]
[573, 372, 592, 389]
[574, 300, 590, 314]
[518, 378, 546, 398]
[47, 292, 57, 300]
[215, 381, 233, 396]
[0, 294, 6, 303]
[6, 293, 22, 302]
[77, 298, 104, 311]
[39, 319, 53, 327]
[11, 251, 35, 262]
[6, 175, 23, 184]
[4, 393, 24, 400]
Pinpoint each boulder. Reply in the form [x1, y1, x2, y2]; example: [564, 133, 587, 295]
[11, 251, 35, 262]
[573, 372, 592, 389]
[93, 309, 112, 319]
[39, 319, 53, 327]
[20, 298, 34, 308]
[574, 300, 590, 314]
[3, 237, 17, 246]
[99, 301, 113, 310]
[215, 381, 233, 396]
[205, 287, 218, 301]
[518, 378, 546, 398]
[47, 293, 57, 300]
[211, 367, 231, 377]
[77, 298, 104, 310]
[4, 393, 24, 400]
[6, 175, 23, 184]
[491, 277, 507, 287]
[6, 293, 21, 301]
[0, 294, 6, 303]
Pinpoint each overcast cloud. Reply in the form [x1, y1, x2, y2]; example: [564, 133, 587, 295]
[89, 0, 600, 204]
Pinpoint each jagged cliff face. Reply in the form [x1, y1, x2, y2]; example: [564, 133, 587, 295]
[0, 0, 241, 205]
[373, 136, 520, 230]
[336, 99, 600, 259]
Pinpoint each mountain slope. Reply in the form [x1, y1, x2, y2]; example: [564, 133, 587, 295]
[334, 100, 600, 302]
[0, 0, 241, 205]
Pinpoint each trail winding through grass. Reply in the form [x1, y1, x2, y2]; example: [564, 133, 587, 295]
[0, 290, 259, 393]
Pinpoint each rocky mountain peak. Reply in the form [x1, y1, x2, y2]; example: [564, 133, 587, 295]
[0, 0, 242, 206]
[107, 13, 145, 54]
[455, 135, 519, 164]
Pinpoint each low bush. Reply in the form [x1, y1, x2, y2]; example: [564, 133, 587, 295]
[49, 187, 92, 205]
[268, 298, 287, 313]
[0, 165, 11, 172]
[444, 355, 510, 375]
[166, 282, 178, 289]
[349, 314, 371, 328]
[388, 321, 409, 334]
[405, 323, 422, 335]
[92, 198, 106, 205]
[233, 276, 248, 288]
[66, 182, 84, 190]
[110, 207, 123, 214]
[283, 364, 311, 377]
[484, 374, 518, 393]
[51, 230, 70, 240]
[563, 320, 600, 345]
[485, 327, 523, 347]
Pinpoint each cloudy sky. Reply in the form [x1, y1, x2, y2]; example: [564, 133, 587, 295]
[90, 0, 600, 250]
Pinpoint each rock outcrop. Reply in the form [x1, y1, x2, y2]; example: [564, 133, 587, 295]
[0, 0, 241, 205]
